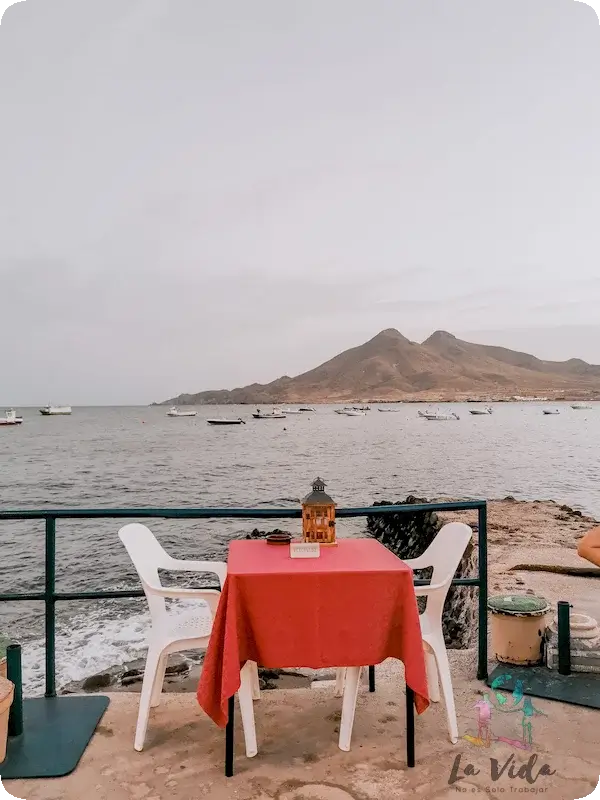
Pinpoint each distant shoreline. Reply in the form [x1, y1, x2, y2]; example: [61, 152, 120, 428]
[154, 396, 600, 406]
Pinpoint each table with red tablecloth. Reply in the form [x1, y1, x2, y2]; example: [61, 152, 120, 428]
[197, 538, 429, 771]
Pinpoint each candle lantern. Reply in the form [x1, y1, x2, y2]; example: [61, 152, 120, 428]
[302, 477, 336, 545]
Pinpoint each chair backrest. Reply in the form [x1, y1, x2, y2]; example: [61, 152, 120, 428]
[119, 523, 172, 621]
[426, 522, 474, 590]
[414, 522, 473, 625]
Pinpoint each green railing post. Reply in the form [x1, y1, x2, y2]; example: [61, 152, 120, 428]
[477, 503, 488, 681]
[7, 643, 23, 737]
[45, 516, 57, 698]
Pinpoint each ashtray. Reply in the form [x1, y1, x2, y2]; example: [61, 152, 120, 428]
[266, 533, 292, 545]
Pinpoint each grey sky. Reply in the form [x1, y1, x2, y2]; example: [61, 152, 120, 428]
[1, 0, 599, 404]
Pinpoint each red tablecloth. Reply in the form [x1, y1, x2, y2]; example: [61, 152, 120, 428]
[197, 539, 429, 727]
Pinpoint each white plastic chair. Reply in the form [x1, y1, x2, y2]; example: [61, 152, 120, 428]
[336, 522, 473, 750]
[118, 523, 259, 754]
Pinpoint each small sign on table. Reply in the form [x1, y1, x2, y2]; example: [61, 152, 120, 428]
[290, 542, 321, 559]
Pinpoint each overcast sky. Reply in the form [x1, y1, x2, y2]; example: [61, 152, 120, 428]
[1, 0, 600, 404]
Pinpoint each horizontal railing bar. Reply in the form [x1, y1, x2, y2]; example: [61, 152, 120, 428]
[0, 577, 479, 603]
[0, 500, 486, 521]
[54, 589, 145, 601]
[0, 592, 46, 602]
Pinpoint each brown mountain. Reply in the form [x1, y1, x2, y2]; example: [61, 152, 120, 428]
[162, 329, 600, 404]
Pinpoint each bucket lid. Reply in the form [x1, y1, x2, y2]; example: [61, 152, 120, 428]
[488, 595, 550, 616]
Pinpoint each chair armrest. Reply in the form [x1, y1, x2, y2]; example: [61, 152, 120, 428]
[413, 581, 448, 597]
[404, 556, 432, 572]
[149, 587, 222, 616]
[161, 559, 227, 589]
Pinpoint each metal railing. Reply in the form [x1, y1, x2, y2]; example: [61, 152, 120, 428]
[0, 500, 488, 697]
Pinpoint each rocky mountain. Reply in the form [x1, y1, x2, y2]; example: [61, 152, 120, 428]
[161, 329, 600, 404]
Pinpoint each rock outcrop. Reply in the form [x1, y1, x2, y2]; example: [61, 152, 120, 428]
[366, 496, 478, 649]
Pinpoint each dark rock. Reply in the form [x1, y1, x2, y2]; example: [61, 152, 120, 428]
[121, 674, 143, 687]
[82, 672, 112, 691]
[246, 528, 289, 540]
[366, 496, 477, 650]
[258, 668, 282, 680]
[166, 654, 190, 675]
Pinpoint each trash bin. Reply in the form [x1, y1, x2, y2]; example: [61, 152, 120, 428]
[0, 676, 14, 762]
[489, 595, 549, 666]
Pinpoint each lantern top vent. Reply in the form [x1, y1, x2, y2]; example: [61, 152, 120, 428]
[303, 477, 335, 506]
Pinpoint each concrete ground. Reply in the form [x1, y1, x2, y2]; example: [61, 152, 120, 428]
[6, 660, 599, 800]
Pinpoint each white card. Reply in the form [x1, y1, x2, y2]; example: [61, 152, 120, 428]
[290, 542, 321, 559]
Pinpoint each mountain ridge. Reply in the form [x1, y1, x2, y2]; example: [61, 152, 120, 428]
[161, 329, 600, 405]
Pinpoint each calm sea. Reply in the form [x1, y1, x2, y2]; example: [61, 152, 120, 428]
[1, 402, 598, 692]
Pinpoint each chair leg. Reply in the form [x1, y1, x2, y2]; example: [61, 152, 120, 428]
[335, 668, 346, 698]
[151, 653, 168, 708]
[250, 661, 261, 701]
[239, 662, 258, 758]
[338, 667, 362, 752]
[432, 641, 459, 744]
[134, 646, 163, 751]
[368, 665, 376, 693]
[425, 649, 440, 703]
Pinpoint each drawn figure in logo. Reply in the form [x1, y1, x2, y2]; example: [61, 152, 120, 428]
[474, 693, 493, 746]
[520, 696, 545, 748]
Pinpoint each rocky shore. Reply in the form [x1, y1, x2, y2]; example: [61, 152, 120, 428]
[63, 497, 598, 696]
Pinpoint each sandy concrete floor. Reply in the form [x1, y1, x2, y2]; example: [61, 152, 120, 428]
[6, 662, 599, 800]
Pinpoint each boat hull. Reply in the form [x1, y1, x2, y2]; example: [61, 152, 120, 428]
[207, 419, 244, 425]
[0, 420, 23, 426]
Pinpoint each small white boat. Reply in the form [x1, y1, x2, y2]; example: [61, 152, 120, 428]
[39, 405, 71, 416]
[571, 403, 592, 410]
[419, 410, 460, 421]
[166, 406, 197, 417]
[0, 409, 23, 426]
[298, 406, 316, 412]
[543, 409, 560, 415]
[281, 408, 302, 415]
[207, 418, 246, 426]
[469, 406, 493, 415]
[252, 408, 286, 419]
[378, 407, 402, 412]
[335, 408, 365, 416]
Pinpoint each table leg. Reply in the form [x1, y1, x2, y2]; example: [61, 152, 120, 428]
[406, 686, 415, 767]
[368, 665, 376, 693]
[225, 696, 235, 777]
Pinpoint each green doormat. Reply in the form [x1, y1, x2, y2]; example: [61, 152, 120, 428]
[488, 664, 600, 710]
[0, 695, 109, 779]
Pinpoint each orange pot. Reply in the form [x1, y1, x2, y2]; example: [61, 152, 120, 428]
[489, 595, 549, 666]
[0, 676, 14, 763]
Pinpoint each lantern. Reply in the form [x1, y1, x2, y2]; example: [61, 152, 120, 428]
[302, 477, 336, 545]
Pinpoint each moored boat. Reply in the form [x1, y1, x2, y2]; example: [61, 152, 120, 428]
[571, 403, 592, 410]
[469, 406, 493, 415]
[419, 410, 460, 421]
[252, 408, 286, 419]
[166, 406, 197, 417]
[281, 408, 302, 415]
[39, 405, 71, 416]
[543, 409, 560, 415]
[207, 418, 246, 425]
[0, 409, 23, 426]
[298, 406, 316, 412]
